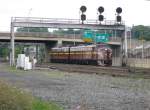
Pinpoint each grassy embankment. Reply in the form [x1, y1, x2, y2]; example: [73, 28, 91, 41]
[0, 81, 63, 110]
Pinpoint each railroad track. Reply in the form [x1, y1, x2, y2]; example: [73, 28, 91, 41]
[37, 63, 130, 77]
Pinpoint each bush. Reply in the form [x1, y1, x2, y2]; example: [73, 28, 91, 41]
[32, 99, 63, 110]
[0, 81, 33, 110]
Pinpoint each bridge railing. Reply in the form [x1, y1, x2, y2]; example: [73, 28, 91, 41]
[15, 32, 82, 39]
[12, 17, 81, 24]
[12, 17, 125, 25]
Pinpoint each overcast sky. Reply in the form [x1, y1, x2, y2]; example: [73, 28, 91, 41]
[0, 0, 150, 31]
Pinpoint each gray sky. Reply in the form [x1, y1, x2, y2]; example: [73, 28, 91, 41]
[0, 0, 150, 31]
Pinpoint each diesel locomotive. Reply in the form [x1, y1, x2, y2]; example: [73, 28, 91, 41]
[50, 44, 112, 66]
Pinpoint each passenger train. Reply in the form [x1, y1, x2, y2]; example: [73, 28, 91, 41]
[50, 44, 112, 66]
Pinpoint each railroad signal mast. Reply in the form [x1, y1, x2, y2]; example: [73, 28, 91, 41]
[80, 6, 87, 24]
[98, 6, 104, 24]
[116, 7, 122, 24]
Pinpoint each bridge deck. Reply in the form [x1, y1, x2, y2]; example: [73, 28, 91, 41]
[0, 32, 121, 45]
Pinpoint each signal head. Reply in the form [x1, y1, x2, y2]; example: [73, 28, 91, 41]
[80, 6, 87, 12]
[98, 6, 104, 13]
[99, 15, 104, 21]
[81, 14, 86, 21]
[116, 7, 122, 14]
[117, 15, 121, 22]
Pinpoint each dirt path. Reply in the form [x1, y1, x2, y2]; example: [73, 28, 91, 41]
[0, 63, 150, 110]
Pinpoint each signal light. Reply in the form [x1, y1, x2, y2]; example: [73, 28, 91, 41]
[80, 6, 87, 24]
[116, 7, 122, 14]
[116, 7, 122, 23]
[117, 16, 121, 22]
[98, 6, 104, 23]
[80, 6, 87, 13]
[98, 6, 104, 13]
[99, 15, 104, 21]
[81, 14, 86, 21]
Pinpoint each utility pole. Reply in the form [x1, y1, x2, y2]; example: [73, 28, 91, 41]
[10, 19, 15, 66]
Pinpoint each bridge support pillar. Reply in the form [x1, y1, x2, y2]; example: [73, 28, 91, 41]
[45, 44, 50, 63]
[45, 41, 57, 63]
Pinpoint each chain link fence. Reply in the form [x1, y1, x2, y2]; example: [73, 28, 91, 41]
[127, 39, 150, 68]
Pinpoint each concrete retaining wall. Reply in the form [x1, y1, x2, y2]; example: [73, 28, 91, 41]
[127, 58, 150, 68]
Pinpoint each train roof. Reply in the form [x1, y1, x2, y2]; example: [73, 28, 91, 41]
[51, 44, 111, 52]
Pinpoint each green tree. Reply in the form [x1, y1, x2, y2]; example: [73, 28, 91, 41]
[1, 48, 9, 58]
[132, 25, 150, 41]
[15, 46, 24, 58]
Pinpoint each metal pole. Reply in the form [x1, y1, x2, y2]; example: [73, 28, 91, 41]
[129, 30, 131, 56]
[124, 27, 128, 58]
[10, 21, 15, 66]
[142, 40, 144, 59]
[129, 28, 132, 67]
[74, 30, 75, 46]
[94, 30, 97, 45]
[115, 30, 116, 39]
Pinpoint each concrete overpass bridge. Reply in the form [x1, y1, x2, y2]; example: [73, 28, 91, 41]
[0, 31, 121, 45]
